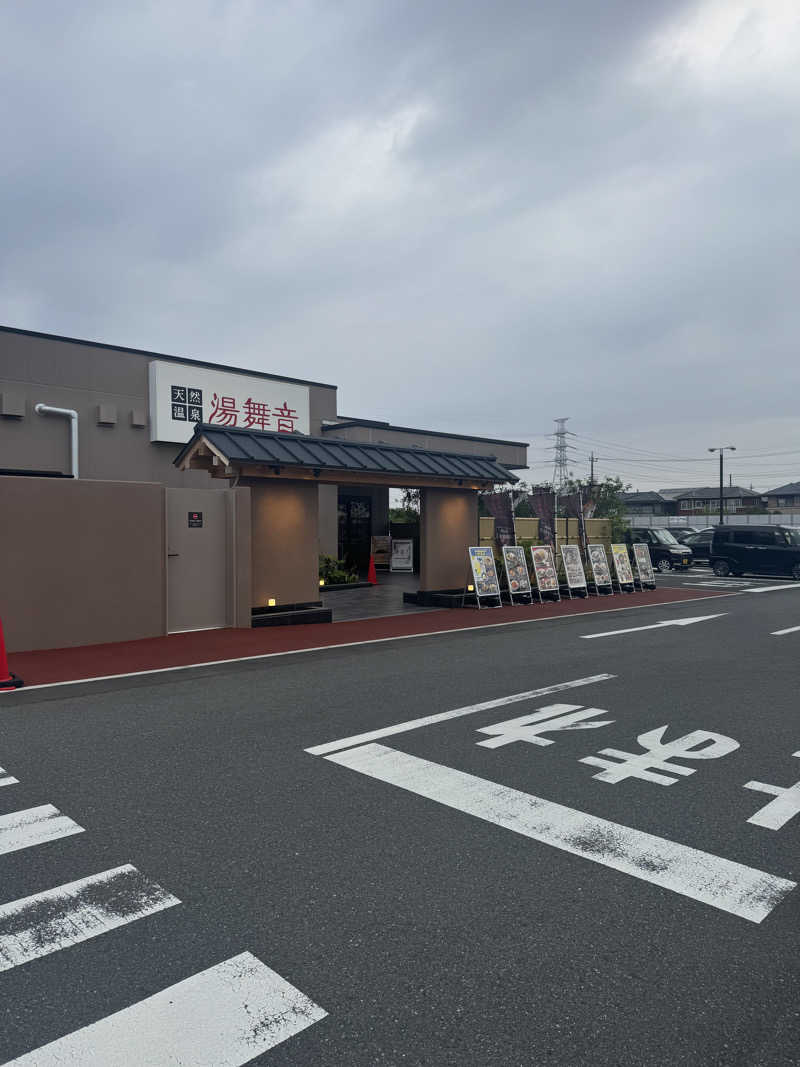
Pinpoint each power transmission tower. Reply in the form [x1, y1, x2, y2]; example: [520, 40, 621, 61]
[552, 417, 570, 489]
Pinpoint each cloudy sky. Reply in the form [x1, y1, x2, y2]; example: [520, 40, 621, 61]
[2, 1, 799, 490]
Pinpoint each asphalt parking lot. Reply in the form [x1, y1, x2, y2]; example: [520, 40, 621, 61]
[1, 576, 799, 1065]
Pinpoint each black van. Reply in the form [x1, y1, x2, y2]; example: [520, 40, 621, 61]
[710, 525, 800, 579]
[631, 528, 693, 572]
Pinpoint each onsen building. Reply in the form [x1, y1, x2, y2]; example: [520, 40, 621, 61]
[0, 325, 527, 652]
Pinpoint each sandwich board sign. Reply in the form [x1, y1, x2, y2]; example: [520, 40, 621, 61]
[390, 539, 414, 572]
[530, 546, 561, 601]
[371, 535, 391, 570]
[587, 544, 614, 592]
[467, 547, 502, 608]
[633, 543, 656, 588]
[502, 545, 536, 604]
[611, 543, 635, 589]
[560, 544, 588, 597]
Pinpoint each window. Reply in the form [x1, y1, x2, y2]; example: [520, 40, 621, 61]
[680, 500, 693, 511]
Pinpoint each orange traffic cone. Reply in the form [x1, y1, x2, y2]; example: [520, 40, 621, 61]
[0, 616, 23, 690]
[367, 555, 378, 585]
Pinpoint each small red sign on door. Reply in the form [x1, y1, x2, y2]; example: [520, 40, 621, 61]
[188, 511, 203, 528]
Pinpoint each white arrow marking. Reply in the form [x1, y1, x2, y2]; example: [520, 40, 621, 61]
[580, 614, 727, 639]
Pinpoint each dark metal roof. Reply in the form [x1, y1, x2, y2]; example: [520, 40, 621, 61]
[767, 481, 800, 496]
[673, 486, 763, 500]
[322, 416, 529, 449]
[175, 424, 518, 483]
[622, 491, 666, 503]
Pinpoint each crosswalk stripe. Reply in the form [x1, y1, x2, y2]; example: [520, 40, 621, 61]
[7, 951, 327, 1065]
[0, 805, 85, 856]
[0, 865, 180, 972]
[327, 743, 797, 923]
[0, 767, 19, 788]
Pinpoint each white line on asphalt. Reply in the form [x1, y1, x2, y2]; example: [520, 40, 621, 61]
[746, 584, 800, 593]
[7, 951, 326, 1065]
[0, 805, 84, 856]
[305, 674, 616, 756]
[6, 593, 738, 694]
[0, 865, 180, 972]
[0, 773, 19, 787]
[580, 614, 727, 639]
[326, 744, 796, 923]
[770, 625, 800, 636]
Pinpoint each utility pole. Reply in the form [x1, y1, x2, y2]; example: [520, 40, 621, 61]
[708, 446, 736, 524]
[589, 451, 596, 489]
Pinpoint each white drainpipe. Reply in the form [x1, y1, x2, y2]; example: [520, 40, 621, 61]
[34, 404, 79, 478]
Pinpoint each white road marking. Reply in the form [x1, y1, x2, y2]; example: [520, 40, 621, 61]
[745, 753, 800, 831]
[5, 593, 737, 694]
[7, 951, 326, 1065]
[0, 772, 19, 787]
[580, 614, 727, 639]
[0, 805, 84, 856]
[306, 674, 616, 756]
[324, 743, 796, 923]
[746, 584, 800, 593]
[0, 865, 180, 972]
[579, 727, 740, 786]
[476, 703, 615, 748]
[771, 625, 800, 636]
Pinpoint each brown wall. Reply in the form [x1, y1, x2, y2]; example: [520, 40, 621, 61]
[419, 488, 478, 591]
[250, 480, 319, 608]
[0, 476, 167, 652]
[0, 328, 338, 486]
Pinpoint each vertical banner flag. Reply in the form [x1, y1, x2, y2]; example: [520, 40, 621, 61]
[468, 546, 501, 598]
[502, 545, 532, 598]
[530, 546, 560, 593]
[587, 544, 613, 587]
[560, 544, 588, 590]
[484, 491, 516, 549]
[633, 543, 656, 586]
[527, 488, 555, 546]
[611, 543, 635, 585]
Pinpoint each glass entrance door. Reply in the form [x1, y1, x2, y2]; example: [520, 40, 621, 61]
[338, 495, 372, 572]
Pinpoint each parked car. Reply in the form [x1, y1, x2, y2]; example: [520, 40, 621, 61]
[710, 526, 800, 579]
[667, 527, 701, 544]
[683, 527, 715, 563]
[631, 528, 693, 572]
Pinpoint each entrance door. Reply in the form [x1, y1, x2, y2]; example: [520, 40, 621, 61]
[338, 495, 372, 571]
[167, 489, 228, 632]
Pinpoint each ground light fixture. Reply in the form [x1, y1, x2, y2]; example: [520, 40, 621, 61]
[267, 598, 276, 607]
[708, 446, 736, 524]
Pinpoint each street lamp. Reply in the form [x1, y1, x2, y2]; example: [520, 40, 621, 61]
[708, 446, 736, 524]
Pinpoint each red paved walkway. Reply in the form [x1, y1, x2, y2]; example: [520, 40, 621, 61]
[8, 586, 731, 688]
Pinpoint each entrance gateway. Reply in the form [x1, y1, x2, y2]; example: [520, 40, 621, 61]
[175, 423, 518, 618]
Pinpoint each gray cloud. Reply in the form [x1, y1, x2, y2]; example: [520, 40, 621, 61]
[2, 0, 799, 489]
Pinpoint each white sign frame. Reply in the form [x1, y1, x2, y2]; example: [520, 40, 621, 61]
[587, 544, 614, 592]
[611, 543, 635, 588]
[467, 547, 502, 608]
[390, 539, 414, 573]
[560, 544, 588, 597]
[502, 545, 537, 605]
[633, 543, 656, 588]
[530, 545, 561, 601]
[148, 360, 311, 444]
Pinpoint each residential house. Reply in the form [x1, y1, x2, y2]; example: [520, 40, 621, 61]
[765, 482, 800, 514]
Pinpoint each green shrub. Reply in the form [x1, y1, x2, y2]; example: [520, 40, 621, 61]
[319, 554, 359, 585]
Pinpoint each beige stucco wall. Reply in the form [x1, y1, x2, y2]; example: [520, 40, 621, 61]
[0, 476, 167, 652]
[250, 480, 320, 608]
[419, 488, 479, 591]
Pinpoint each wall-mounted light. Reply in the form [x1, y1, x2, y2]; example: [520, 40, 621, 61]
[268, 598, 276, 607]
[467, 584, 474, 592]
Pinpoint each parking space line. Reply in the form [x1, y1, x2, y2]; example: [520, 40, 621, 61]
[326, 743, 796, 923]
[747, 585, 800, 594]
[7, 951, 326, 1065]
[0, 805, 84, 856]
[771, 625, 800, 636]
[0, 774, 19, 788]
[305, 674, 616, 756]
[0, 865, 180, 972]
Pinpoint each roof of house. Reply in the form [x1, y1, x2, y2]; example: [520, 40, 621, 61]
[766, 481, 800, 496]
[660, 486, 763, 500]
[621, 491, 666, 504]
[175, 424, 518, 483]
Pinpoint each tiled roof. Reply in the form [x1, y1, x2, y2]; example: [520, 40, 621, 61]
[766, 481, 800, 496]
[175, 424, 518, 483]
